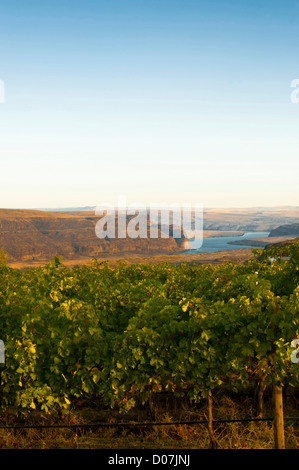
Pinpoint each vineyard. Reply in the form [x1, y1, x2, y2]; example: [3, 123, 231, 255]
[0, 242, 299, 448]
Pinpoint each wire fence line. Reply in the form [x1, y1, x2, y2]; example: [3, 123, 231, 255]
[1, 416, 299, 431]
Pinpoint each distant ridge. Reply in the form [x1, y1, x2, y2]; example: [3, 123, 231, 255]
[35, 206, 96, 212]
[33, 205, 299, 212]
[269, 223, 299, 238]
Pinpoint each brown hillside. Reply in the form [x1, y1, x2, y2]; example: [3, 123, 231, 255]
[0, 209, 185, 264]
[202, 207, 299, 231]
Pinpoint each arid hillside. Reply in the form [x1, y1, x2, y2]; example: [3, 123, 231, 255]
[0, 209, 186, 264]
[269, 223, 299, 237]
[201, 207, 299, 231]
[1, 206, 298, 268]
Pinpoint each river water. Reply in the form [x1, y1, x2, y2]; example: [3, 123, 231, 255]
[180, 231, 270, 254]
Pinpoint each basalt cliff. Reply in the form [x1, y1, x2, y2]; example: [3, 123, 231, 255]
[0, 209, 187, 264]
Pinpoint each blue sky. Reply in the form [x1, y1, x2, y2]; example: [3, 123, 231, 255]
[0, 0, 299, 209]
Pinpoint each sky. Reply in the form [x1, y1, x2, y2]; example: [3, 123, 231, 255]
[0, 0, 299, 209]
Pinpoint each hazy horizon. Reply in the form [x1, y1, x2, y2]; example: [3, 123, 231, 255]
[1, 204, 299, 212]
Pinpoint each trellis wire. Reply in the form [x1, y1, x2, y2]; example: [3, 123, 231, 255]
[1, 416, 299, 431]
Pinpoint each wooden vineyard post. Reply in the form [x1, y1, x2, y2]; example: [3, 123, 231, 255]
[207, 391, 218, 449]
[272, 385, 285, 449]
[253, 374, 267, 418]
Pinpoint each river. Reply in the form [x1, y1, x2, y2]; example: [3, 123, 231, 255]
[180, 231, 270, 254]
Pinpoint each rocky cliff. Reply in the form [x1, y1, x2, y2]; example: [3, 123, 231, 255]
[268, 223, 299, 238]
[0, 209, 186, 263]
